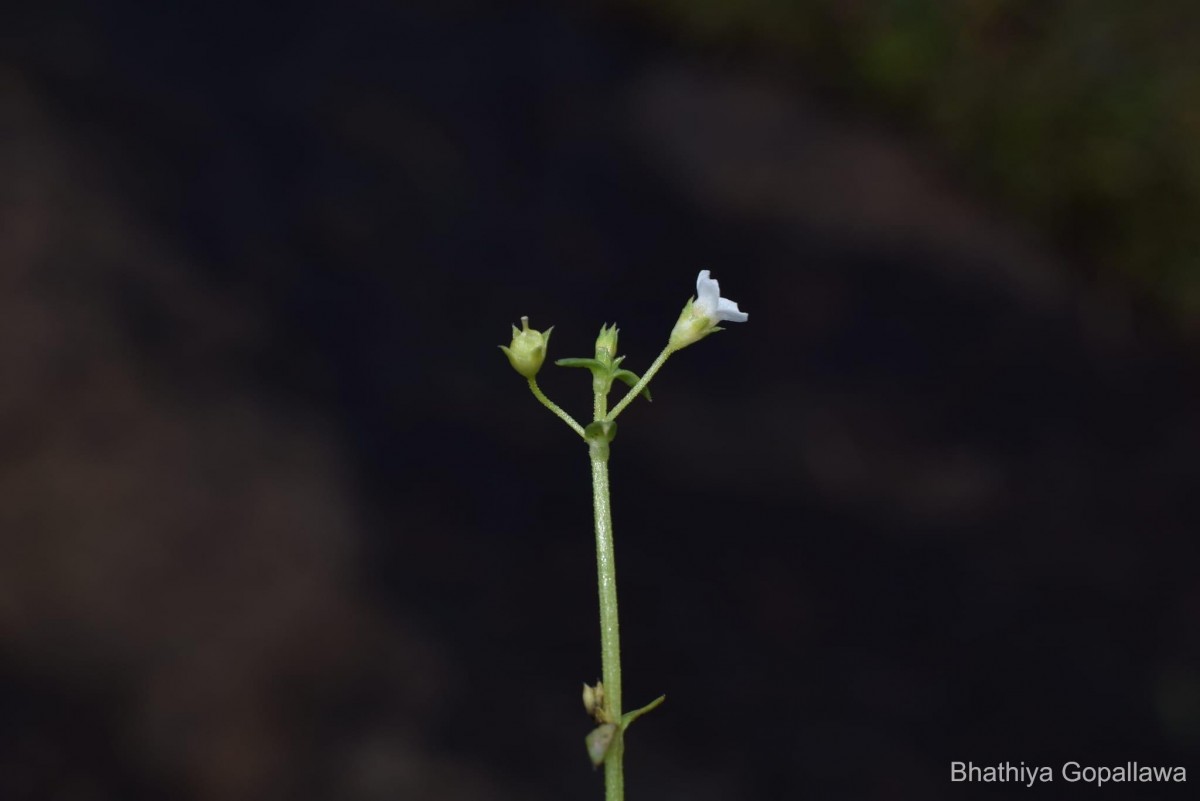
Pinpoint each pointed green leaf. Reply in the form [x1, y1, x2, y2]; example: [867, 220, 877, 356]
[556, 357, 604, 370]
[621, 694, 665, 729]
[612, 370, 652, 401]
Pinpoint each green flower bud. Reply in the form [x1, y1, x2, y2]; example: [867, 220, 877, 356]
[594, 323, 619, 367]
[500, 316, 553, 378]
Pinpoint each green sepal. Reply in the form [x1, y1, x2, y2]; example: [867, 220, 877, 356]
[620, 694, 666, 729]
[612, 369, 651, 402]
[556, 357, 604, 370]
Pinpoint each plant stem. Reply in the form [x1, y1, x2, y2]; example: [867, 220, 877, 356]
[588, 340, 679, 799]
[594, 377, 608, 421]
[528, 377, 586, 438]
[606, 344, 675, 422]
[590, 445, 623, 801]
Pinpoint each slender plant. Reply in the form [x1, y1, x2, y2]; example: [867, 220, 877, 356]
[500, 271, 748, 801]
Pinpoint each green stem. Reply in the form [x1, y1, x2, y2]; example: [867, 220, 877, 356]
[594, 376, 608, 421]
[587, 342, 677, 800]
[605, 344, 675, 422]
[528, 378, 586, 438]
[590, 446, 623, 801]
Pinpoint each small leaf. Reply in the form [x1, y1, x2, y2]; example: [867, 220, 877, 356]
[621, 694, 666, 729]
[612, 370, 652, 401]
[556, 357, 604, 370]
[585, 723, 618, 768]
[583, 420, 617, 443]
[584, 420, 617, 461]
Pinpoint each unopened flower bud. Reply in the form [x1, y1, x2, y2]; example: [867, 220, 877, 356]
[500, 316, 552, 378]
[594, 324, 619, 367]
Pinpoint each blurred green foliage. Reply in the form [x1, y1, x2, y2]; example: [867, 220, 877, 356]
[621, 0, 1200, 327]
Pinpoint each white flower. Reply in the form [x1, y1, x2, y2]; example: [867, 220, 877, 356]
[694, 269, 748, 324]
[669, 270, 748, 349]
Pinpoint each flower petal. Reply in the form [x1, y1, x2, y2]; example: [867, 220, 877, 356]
[715, 297, 748, 323]
[695, 269, 720, 315]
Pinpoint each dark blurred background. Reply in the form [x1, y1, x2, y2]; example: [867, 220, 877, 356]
[3, 1, 1199, 799]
